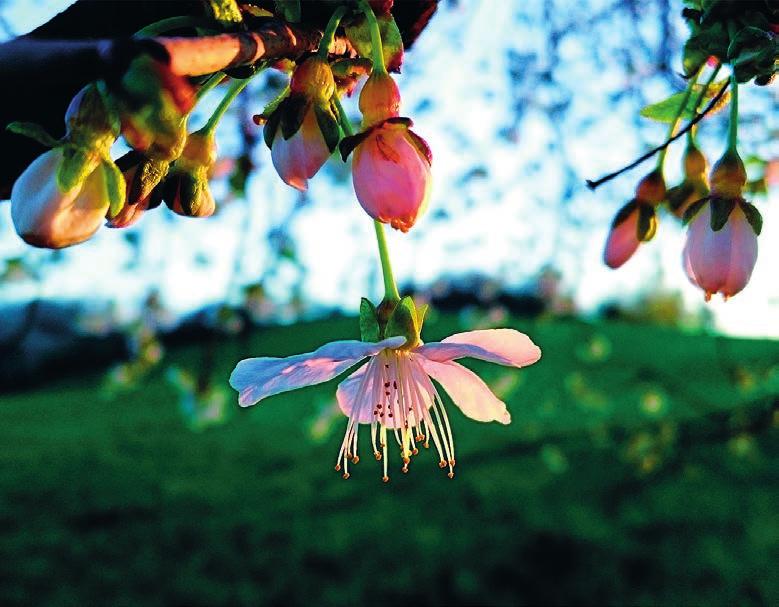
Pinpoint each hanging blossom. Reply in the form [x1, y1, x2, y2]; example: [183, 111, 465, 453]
[230, 297, 540, 481]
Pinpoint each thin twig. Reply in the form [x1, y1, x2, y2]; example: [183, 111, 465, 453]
[586, 79, 731, 190]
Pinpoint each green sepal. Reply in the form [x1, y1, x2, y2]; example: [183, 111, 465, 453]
[6, 121, 60, 148]
[339, 131, 370, 161]
[709, 196, 735, 231]
[636, 204, 657, 242]
[101, 160, 127, 219]
[180, 172, 200, 216]
[345, 13, 404, 72]
[611, 200, 638, 229]
[667, 182, 695, 212]
[640, 80, 729, 123]
[274, 0, 301, 23]
[56, 146, 100, 193]
[263, 107, 283, 149]
[280, 95, 311, 140]
[415, 303, 429, 329]
[384, 296, 420, 349]
[739, 201, 762, 236]
[359, 297, 381, 342]
[682, 197, 709, 224]
[314, 102, 341, 153]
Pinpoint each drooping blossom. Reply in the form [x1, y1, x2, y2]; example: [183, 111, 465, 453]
[602, 170, 664, 269]
[11, 148, 110, 248]
[264, 56, 340, 191]
[683, 201, 758, 301]
[230, 328, 540, 481]
[342, 71, 432, 232]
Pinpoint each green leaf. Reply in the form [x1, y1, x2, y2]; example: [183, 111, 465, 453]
[385, 296, 419, 349]
[57, 146, 99, 192]
[359, 298, 381, 343]
[345, 14, 405, 72]
[7, 121, 60, 148]
[640, 80, 730, 123]
[739, 201, 762, 236]
[636, 204, 657, 242]
[314, 103, 341, 153]
[709, 196, 735, 231]
[102, 160, 126, 219]
[274, 0, 300, 23]
[682, 22, 728, 76]
[207, 0, 242, 25]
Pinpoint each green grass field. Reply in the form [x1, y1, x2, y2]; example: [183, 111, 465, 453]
[1, 314, 777, 606]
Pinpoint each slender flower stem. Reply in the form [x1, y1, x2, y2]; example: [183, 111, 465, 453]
[358, 0, 387, 74]
[318, 5, 349, 59]
[656, 71, 701, 169]
[202, 75, 255, 135]
[333, 96, 400, 303]
[687, 64, 721, 142]
[374, 221, 401, 302]
[727, 72, 739, 152]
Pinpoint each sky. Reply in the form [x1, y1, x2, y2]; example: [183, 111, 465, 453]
[1, 0, 778, 338]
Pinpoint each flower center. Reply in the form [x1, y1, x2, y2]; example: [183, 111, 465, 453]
[335, 349, 456, 482]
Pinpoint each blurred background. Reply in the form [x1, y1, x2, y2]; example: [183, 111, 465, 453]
[0, 0, 778, 605]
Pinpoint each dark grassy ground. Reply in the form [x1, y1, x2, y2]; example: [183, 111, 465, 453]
[0, 314, 777, 606]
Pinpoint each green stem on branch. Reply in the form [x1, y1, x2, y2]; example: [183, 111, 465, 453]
[195, 72, 226, 101]
[202, 75, 254, 135]
[333, 95, 400, 303]
[358, 0, 387, 74]
[318, 5, 348, 59]
[687, 63, 721, 144]
[656, 72, 699, 169]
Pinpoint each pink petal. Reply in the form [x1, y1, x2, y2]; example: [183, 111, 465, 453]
[335, 363, 377, 424]
[419, 358, 511, 424]
[229, 336, 405, 407]
[416, 328, 541, 367]
[721, 206, 758, 297]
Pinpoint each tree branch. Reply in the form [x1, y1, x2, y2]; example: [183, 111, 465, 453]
[585, 79, 731, 190]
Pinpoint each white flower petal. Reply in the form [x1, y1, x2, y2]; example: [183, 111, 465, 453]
[416, 329, 541, 368]
[229, 336, 405, 407]
[335, 363, 376, 423]
[419, 358, 511, 424]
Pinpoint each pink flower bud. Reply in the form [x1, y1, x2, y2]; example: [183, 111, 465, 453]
[352, 123, 432, 232]
[603, 203, 640, 269]
[10, 149, 109, 248]
[270, 106, 331, 191]
[683, 202, 758, 301]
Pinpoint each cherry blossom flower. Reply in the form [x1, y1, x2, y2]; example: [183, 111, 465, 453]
[270, 107, 332, 191]
[230, 328, 540, 481]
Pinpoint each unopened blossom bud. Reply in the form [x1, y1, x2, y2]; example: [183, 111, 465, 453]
[65, 84, 118, 147]
[352, 119, 432, 232]
[683, 200, 759, 301]
[270, 107, 332, 191]
[710, 149, 747, 198]
[359, 71, 401, 127]
[668, 142, 710, 218]
[264, 58, 341, 191]
[163, 130, 217, 217]
[290, 56, 336, 105]
[603, 200, 657, 269]
[634, 169, 666, 205]
[11, 148, 109, 248]
[107, 153, 167, 228]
